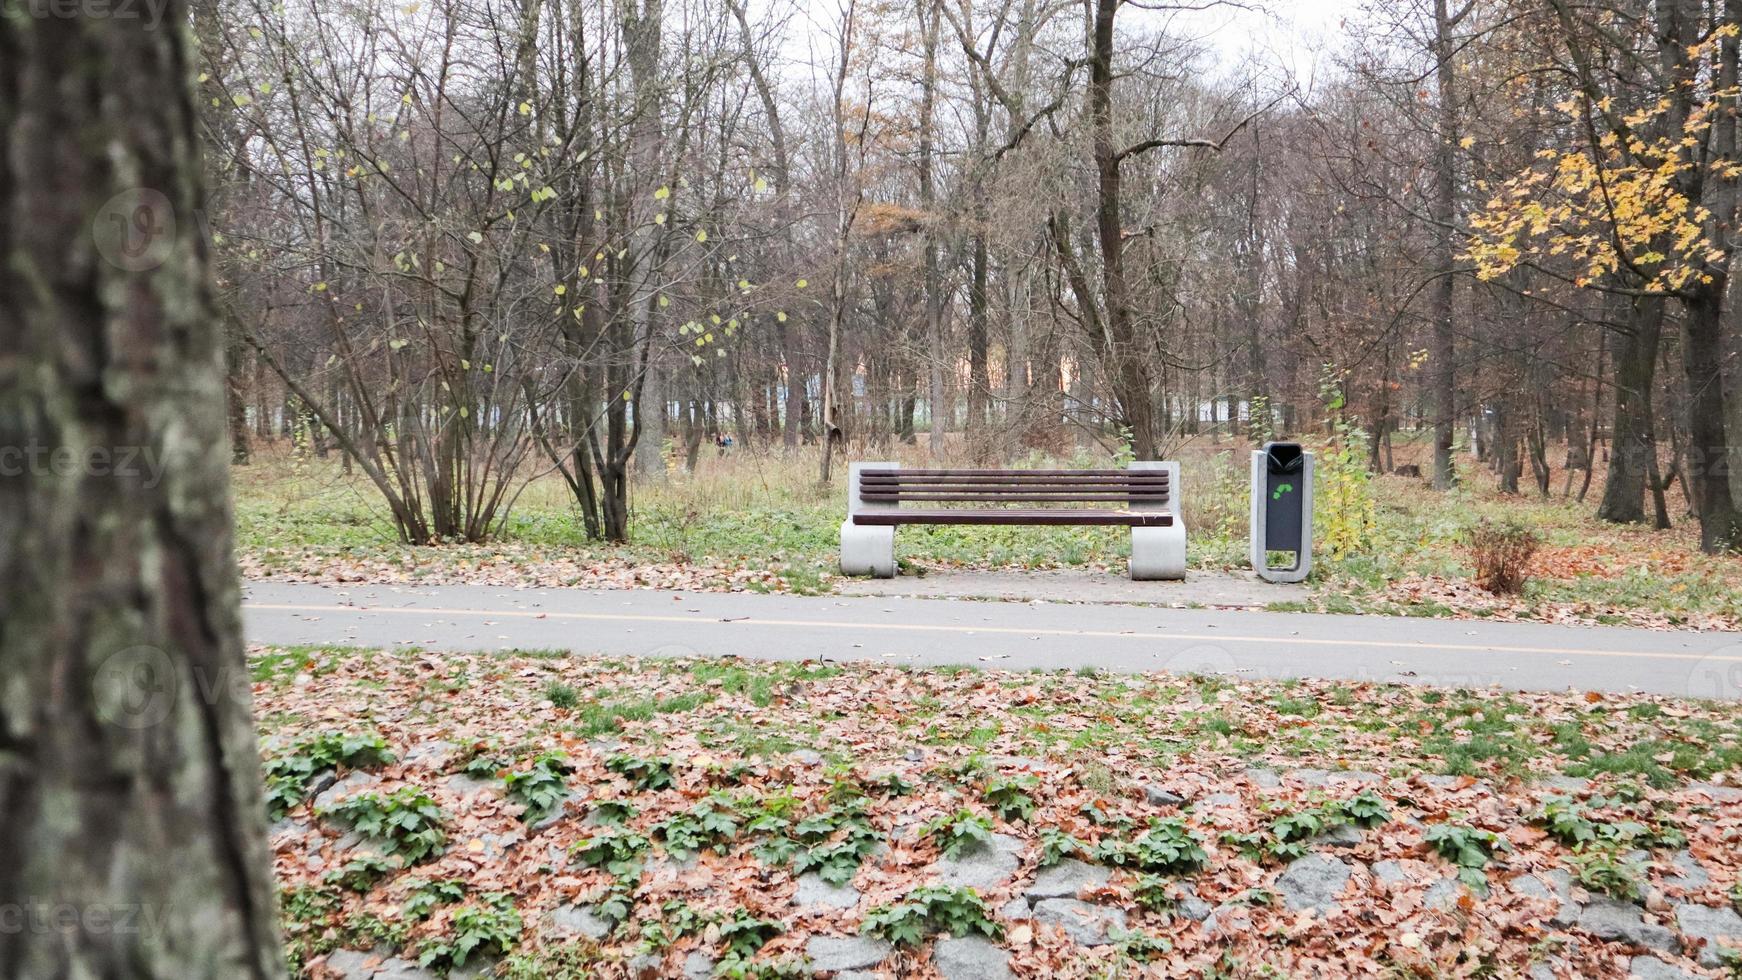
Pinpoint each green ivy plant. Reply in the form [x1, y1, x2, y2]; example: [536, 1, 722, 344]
[774, 798, 883, 885]
[1130, 874, 1176, 914]
[570, 828, 651, 877]
[1109, 926, 1173, 963]
[1224, 793, 1390, 865]
[1038, 828, 1089, 867]
[589, 879, 637, 927]
[921, 809, 996, 859]
[1094, 818, 1207, 876]
[1532, 795, 1682, 852]
[654, 795, 741, 861]
[503, 752, 573, 825]
[403, 877, 467, 921]
[717, 908, 784, 963]
[1337, 790, 1392, 828]
[607, 753, 676, 791]
[588, 798, 639, 826]
[861, 885, 1001, 948]
[983, 775, 1040, 822]
[263, 731, 395, 820]
[452, 738, 510, 781]
[1424, 822, 1509, 888]
[325, 853, 394, 893]
[319, 788, 447, 864]
[417, 892, 522, 970]
[1566, 845, 1645, 901]
[638, 899, 716, 952]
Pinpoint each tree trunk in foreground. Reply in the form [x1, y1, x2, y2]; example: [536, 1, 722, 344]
[0, 5, 286, 978]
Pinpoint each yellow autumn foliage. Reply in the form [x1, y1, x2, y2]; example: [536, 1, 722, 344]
[1465, 77, 1737, 293]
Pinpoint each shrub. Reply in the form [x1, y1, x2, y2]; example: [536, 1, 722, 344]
[1467, 520, 1540, 595]
[1318, 418, 1378, 557]
[1315, 370, 1378, 558]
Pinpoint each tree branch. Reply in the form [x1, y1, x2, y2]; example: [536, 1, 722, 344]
[1115, 90, 1289, 161]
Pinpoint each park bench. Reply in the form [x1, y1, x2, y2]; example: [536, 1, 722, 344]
[838, 461, 1185, 580]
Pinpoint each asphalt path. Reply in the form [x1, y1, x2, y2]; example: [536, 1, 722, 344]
[239, 581, 1742, 699]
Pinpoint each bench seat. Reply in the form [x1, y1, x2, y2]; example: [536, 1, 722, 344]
[839, 462, 1186, 580]
[852, 509, 1174, 527]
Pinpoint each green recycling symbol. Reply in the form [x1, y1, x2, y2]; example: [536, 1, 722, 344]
[1271, 482, 1294, 500]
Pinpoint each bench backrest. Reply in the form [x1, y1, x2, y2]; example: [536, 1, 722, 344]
[856, 468, 1169, 507]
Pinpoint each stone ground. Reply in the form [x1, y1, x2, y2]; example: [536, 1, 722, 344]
[303, 760, 1742, 980]
[838, 568, 1309, 609]
[264, 647, 1742, 979]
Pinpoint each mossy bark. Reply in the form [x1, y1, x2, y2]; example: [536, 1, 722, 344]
[0, 5, 286, 978]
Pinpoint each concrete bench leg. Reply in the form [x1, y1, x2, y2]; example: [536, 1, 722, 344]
[840, 520, 895, 578]
[1130, 523, 1186, 581]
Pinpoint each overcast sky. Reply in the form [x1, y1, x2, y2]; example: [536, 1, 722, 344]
[777, 0, 1369, 105]
[1168, 0, 1363, 90]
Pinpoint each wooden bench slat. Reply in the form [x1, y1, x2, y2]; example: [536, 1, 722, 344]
[861, 479, 1167, 489]
[866, 468, 1138, 476]
[853, 509, 1174, 527]
[853, 466, 1173, 527]
[862, 483, 1169, 491]
[863, 482, 1165, 491]
[862, 471, 1163, 480]
[862, 492, 1167, 502]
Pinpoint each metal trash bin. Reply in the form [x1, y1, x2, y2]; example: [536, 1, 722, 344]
[1250, 442, 1313, 583]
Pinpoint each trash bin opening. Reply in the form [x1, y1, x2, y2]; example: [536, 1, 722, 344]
[1264, 443, 1304, 474]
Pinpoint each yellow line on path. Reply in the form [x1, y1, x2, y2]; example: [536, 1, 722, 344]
[243, 602, 1739, 666]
